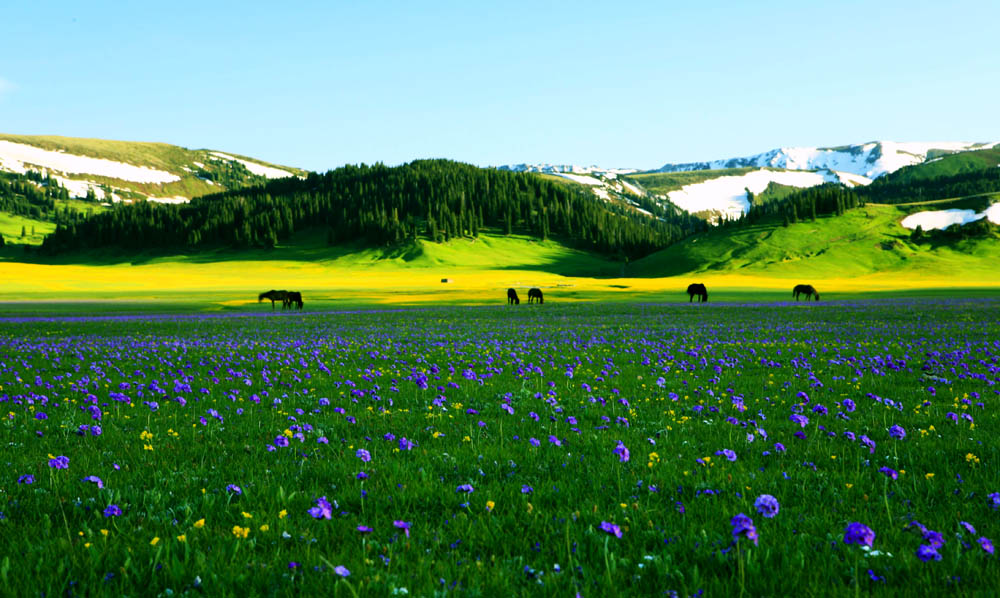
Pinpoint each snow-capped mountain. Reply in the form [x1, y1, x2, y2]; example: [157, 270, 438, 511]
[655, 141, 998, 179]
[498, 163, 638, 177]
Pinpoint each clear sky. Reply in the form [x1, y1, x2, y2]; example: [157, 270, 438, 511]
[1, 0, 998, 172]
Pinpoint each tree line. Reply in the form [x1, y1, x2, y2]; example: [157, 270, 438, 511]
[41, 159, 707, 259]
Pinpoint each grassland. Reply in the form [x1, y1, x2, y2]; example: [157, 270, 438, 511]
[3, 299, 1000, 596]
[629, 196, 1000, 280]
[884, 147, 1000, 185]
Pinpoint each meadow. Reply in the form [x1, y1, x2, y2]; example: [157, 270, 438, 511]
[2, 298, 1000, 597]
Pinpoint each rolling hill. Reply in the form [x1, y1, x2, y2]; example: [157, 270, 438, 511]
[0, 133, 305, 203]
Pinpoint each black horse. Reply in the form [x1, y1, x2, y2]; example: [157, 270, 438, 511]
[687, 283, 708, 303]
[259, 290, 288, 310]
[284, 291, 304, 309]
[527, 288, 543, 304]
[507, 288, 520, 305]
[793, 284, 820, 301]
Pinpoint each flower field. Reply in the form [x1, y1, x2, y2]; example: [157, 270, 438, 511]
[3, 299, 1000, 596]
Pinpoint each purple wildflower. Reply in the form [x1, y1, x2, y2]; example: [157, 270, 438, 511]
[48, 455, 70, 469]
[988, 492, 1000, 510]
[309, 496, 333, 520]
[18, 474, 34, 485]
[878, 467, 898, 480]
[398, 437, 415, 451]
[357, 525, 373, 533]
[456, 484, 474, 493]
[82, 475, 104, 489]
[356, 448, 371, 462]
[888, 425, 906, 439]
[844, 522, 874, 548]
[614, 441, 630, 462]
[275, 436, 290, 448]
[915, 544, 941, 562]
[754, 494, 779, 518]
[103, 504, 122, 517]
[226, 484, 242, 495]
[730, 513, 758, 546]
[393, 520, 411, 538]
[979, 537, 994, 555]
[521, 485, 533, 494]
[923, 529, 944, 549]
[600, 521, 623, 538]
[959, 521, 976, 535]
[716, 449, 737, 462]
[334, 565, 350, 577]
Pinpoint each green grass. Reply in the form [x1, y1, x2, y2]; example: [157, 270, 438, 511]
[3, 300, 1000, 596]
[624, 167, 756, 195]
[882, 147, 1000, 185]
[629, 197, 1000, 279]
[0, 213, 55, 245]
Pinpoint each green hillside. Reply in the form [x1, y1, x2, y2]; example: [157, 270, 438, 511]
[40, 159, 707, 261]
[629, 195, 1000, 279]
[883, 146, 1000, 184]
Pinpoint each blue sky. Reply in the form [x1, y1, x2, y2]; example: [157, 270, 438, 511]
[1, 0, 998, 171]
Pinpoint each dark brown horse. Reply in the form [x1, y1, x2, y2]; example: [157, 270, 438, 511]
[687, 283, 708, 303]
[507, 288, 520, 305]
[527, 288, 543, 304]
[792, 284, 820, 301]
[259, 290, 288, 310]
[284, 291, 304, 309]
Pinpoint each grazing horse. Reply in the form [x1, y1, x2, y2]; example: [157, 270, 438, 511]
[793, 284, 820, 301]
[259, 290, 288, 310]
[687, 283, 708, 303]
[284, 291, 304, 310]
[507, 288, 520, 305]
[527, 288, 544, 304]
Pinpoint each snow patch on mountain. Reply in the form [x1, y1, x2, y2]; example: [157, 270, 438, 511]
[0, 140, 180, 183]
[210, 152, 292, 179]
[901, 204, 1000, 230]
[499, 163, 638, 177]
[665, 169, 836, 221]
[656, 141, 998, 179]
[552, 172, 605, 186]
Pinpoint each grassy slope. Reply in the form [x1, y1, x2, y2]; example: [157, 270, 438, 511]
[0, 133, 305, 199]
[629, 195, 1000, 280]
[882, 147, 1000, 184]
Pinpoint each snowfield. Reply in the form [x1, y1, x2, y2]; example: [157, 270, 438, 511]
[552, 172, 605, 186]
[0, 140, 180, 183]
[900, 204, 1000, 230]
[498, 163, 638, 177]
[210, 152, 292, 179]
[656, 141, 998, 179]
[665, 169, 834, 221]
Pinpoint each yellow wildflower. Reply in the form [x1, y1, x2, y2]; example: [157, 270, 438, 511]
[193, 519, 205, 528]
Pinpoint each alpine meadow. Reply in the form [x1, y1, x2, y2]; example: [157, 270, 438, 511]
[2, 2, 1000, 597]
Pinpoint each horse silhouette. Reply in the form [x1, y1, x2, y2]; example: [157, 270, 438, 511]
[284, 291, 304, 310]
[259, 290, 289, 310]
[528, 288, 543, 304]
[792, 284, 820, 301]
[507, 288, 520, 305]
[687, 283, 708, 303]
